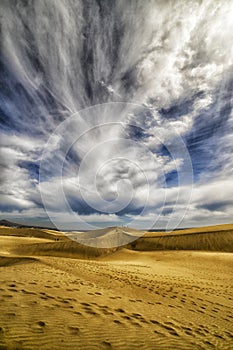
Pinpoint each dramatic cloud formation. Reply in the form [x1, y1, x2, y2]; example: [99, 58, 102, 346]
[0, 0, 232, 230]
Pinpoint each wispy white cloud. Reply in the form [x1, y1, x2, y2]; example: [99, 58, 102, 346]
[0, 0, 233, 229]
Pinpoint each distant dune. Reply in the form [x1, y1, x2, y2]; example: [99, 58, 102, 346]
[1, 223, 232, 255]
[0, 226, 66, 241]
[130, 224, 233, 252]
[68, 226, 144, 248]
[145, 223, 233, 236]
[11, 240, 120, 259]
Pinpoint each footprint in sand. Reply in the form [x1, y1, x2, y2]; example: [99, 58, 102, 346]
[224, 331, 233, 339]
[150, 320, 160, 325]
[22, 289, 37, 295]
[81, 302, 91, 307]
[115, 308, 125, 313]
[113, 319, 122, 325]
[109, 296, 121, 300]
[122, 315, 131, 320]
[67, 326, 80, 335]
[73, 311, 82, 316]
[2, 294, 13, 298]
[85, 308, 98, 316]
[5, 312, 16, 317]
[102, 341, 112, 348]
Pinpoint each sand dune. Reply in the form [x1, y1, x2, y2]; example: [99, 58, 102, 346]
[68, 226, 144, 248]
[131, 228, 233, 252]
[11, 240, 120, 259]
[0, 224, 232, 349]
[0, 226, 66, 241]
[0, 256, 37, 267]
[145, 223, 233, 236]
[5, 224, 232, 255]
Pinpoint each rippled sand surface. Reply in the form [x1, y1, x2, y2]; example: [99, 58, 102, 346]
[0, 226, 232, 349]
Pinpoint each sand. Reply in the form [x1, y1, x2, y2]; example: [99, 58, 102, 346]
[0, 225, 232, 349]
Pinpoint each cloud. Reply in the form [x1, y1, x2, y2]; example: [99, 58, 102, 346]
[0, 0, 233, 229]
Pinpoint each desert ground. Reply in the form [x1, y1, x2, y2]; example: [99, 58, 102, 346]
[0, 224, 233, 349]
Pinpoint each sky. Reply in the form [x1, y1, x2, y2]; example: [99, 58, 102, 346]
[0, 0, 233, 231]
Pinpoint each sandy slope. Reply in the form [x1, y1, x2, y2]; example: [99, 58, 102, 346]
[131, 229, 233, 252]
[0, 226, 66, 241]
[67, 227, 145, 248]
[0, 226, 233, 349]
[146, 223, 233, 236]
[4, 224, 233, 255]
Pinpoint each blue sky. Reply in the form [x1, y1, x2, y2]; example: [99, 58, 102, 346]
[0, 0, 233, 230]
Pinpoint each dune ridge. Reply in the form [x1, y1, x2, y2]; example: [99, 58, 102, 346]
[130, 229, 233, 252]
[0, 226, 65, 241]
[2, 224, 232, 257]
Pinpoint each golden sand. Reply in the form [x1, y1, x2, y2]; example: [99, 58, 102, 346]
[0, 225, 232, 349]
